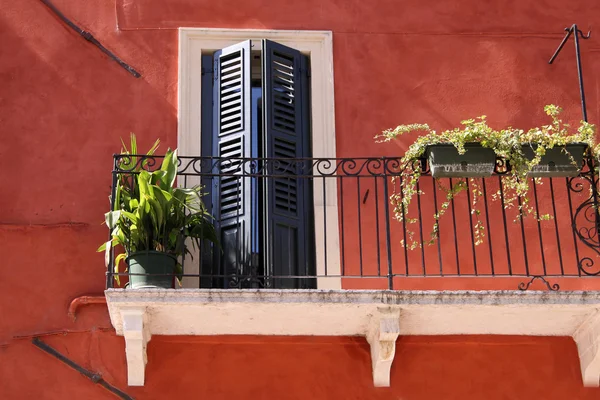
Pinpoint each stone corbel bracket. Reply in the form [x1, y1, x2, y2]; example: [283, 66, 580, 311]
[574, 310, 600, 387]
[366, 307, 401, 387]
[121, 307, 151, 386]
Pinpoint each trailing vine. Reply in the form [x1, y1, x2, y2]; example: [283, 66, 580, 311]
[376, 105, 597, 249]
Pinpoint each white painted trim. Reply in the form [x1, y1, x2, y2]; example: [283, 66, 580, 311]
[574, 310, 600, 386]
[120, 307, 151, 386]
[367, 308, 401, 387]
[107, 289, 600, 387]
[177, 28, 340, 289]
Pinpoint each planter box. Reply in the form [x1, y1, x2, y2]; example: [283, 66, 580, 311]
[521, 143, 587, 177]
[427, 143, 496, 178]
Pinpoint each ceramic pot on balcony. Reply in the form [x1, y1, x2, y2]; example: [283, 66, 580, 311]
[127, 251, 177, 289]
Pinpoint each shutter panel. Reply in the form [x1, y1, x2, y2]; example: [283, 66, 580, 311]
[200, 54, 216, 288]
[212, 40, 252, 288]
[262, 40, 315, 289]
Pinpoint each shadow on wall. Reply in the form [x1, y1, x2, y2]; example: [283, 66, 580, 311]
[0, 2, 177, 226]
[115, 0, 600, 33]
[334, 32, 598, 156]
[0, 1, 179, 343]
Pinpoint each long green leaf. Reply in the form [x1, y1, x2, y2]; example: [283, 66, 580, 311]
[104, 211, 121, 229]
[147, 196, 164, 227]
[161, 149, 178, 189]
[114, 253, 127, 286]
[138, 170, 151, 197]
[121, 211, 139, 224]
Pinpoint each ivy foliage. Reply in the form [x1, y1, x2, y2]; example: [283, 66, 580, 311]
[376, 105, 597, 249]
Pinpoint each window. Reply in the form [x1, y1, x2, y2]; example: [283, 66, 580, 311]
[199, 39, 313, 289]
[178, 29, 340, 289]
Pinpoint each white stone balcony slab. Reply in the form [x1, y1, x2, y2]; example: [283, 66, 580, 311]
[105, 289, 600, 387]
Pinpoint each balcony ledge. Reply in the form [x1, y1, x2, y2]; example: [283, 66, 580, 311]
[105, 289, 600, 387]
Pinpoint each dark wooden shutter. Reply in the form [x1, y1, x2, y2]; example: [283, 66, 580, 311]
[200, 54, 216, 288]
[212, 40, 252, 288]
[261, 39, 315, 288]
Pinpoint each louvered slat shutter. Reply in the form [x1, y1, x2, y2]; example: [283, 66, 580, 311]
[212, 40, 252, 288]
[262, 39, 315, 289]
[200, 54, 216, 288]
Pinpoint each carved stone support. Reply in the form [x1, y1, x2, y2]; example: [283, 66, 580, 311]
[366, 307, 401, 387]
[574, 310, 600, 387]
[121, 307, 151, 386]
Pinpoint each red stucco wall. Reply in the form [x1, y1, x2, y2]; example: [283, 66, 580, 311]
[3, 333, 600, 399]
[3, 0, 600, 397]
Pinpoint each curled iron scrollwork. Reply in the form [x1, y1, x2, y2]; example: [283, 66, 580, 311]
[494, 157, 510, 175]
[518, 276, 560, 291]
[383, 158, 403, 175]
[578, 257, 600, 276]
[569, 159, 600, 276]
[112, 153, 600, 289]
[114, 154, 159, 172]
[227, 260, 266, 289]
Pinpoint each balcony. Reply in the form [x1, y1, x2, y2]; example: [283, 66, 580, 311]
[105, 154, 600, 291]
[104, 154, 600, 387]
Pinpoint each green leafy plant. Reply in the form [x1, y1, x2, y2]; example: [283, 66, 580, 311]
[98, 134, 218, 284]
[376, 105, 597, 249]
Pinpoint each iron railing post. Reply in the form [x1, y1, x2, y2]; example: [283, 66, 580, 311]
[102, 154, 600, 291]
[106, 155, 118, 289]
[381, 157, 394, 290]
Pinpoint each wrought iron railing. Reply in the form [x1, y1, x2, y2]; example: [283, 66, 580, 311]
[106, 154, 600, 291]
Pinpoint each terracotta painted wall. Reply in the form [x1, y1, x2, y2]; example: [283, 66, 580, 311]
[3, 334, 600, 399]
[2, 0, 600, 398]
[3, 0, 600, 295]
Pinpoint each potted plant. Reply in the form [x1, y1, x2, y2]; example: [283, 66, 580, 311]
[518, 106, 590, 177]
[376, 105, 597, 249]
[98, 135, 218, 288]
[521, 143, 587, 177]
[426, 143, 496, 178]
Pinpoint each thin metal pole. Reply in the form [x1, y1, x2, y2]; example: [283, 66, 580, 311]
[532, 180, 547, 276]
[549, 178, 565, 275]
[339, 176, 346, 276]
[498, 177, 513, 275]
[106, 158, 118, 289]
[566, 177, 583, 277]
[416, 178, 426, 276]
[33, 338, 134, 400]
[548, 28, 573, 64]
[39, 0, 141, 78]
[548, 24, 591, 122]
[481, 179, 495, 275]
[449, 178, 461, 275]
[573, 25, 588, 122]
[382, 158, 394, 289]
[322, 176, 329, 277]
[432, 178, 443, 276]
[465, 179, 478, 276]
[357, 177, 364, 276]
[399, 176, 409, 276]
[517, 195, 531, 277]
[374, 177, 382, 277]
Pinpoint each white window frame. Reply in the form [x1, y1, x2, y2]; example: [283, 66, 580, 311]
[177, 28, 340, 289]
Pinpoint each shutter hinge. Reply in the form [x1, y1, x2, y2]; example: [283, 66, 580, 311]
[201, 67, 214, 76]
